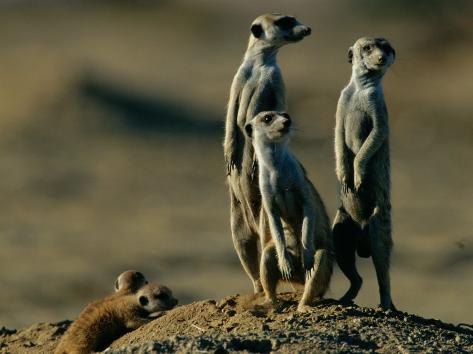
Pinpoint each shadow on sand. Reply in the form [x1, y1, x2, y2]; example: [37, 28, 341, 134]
[78, 75, 222, 135]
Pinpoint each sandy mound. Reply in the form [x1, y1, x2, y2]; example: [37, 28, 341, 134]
[2, 293, 472, 353]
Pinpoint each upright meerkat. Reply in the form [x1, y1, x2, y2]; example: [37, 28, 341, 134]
[333, 37, 396, 310]
[114, 270, 148, 294]
[224, 13, 311, 292]
[245, 111, 333, 311]
[54, 282, 178, 354]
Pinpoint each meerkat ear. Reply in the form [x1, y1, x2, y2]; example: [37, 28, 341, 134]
[348, 47, 354, 64]
[244, 123, 253, 138]
[251, 23, 263, 38]
[114, 280, 119, 290]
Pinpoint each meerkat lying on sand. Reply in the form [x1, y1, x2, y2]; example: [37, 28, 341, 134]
[245, 111, 333, 312]
[55, 273, 177, 354]
[333, 37, 396, 310]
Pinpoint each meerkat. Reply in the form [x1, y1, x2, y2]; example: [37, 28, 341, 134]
[333, 37, 396, 310]
[224, 13, 311, 293]
[54, 282, 178, 354]
[244, 111, 333, 311]
[114, 270, 148, 294]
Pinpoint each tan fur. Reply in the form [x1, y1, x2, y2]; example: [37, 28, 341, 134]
[114, 270, 148, 295]
[245, 111, 333, 312]
[224, 13, 311, 293]
[333, 37, 396, 310]
[54, 283, 177, 354]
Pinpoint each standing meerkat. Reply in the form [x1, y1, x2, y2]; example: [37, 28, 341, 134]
[224, 13, 311, 293]
[244, 111, 333, 311]
[54, 282, 178, 354]
[114, 270, 148, 294]
[333, 37, 396, 310]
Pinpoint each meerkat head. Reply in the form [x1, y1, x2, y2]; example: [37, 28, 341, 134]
[114, 270, 148, 294]
[136, 283, 178, 313]
[245, 111, 292, 144]
[249, 14, 311, 49]
[348, 37, 395, 73]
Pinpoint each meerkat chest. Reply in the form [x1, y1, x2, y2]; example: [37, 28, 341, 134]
[344, 93, 373, 152]
[264, 173, 301, 221]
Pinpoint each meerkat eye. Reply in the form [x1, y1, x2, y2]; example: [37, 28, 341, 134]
[274, 17, 296, 31]
[155, 293, 169, 301]
[263, 115, 273, 124]
[139, 296, 149, 306]
[363, 44, 373, 52]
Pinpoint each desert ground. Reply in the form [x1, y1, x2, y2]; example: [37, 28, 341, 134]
[0, 0, 472, 332]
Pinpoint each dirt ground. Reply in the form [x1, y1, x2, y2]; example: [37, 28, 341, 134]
[0, 0, 472, 332]
[1, 293, 472, 353]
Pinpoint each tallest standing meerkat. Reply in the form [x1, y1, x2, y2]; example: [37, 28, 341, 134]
[224, 14, 311, 292]
[333, 37, 396, 310]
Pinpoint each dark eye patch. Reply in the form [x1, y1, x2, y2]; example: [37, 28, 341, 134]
[362, 44, 373, 52]
[139, 296, 149, 306]
[274, 17, 297, 30]
[263, 115, 273, 124]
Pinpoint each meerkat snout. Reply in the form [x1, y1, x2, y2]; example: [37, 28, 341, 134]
[378, 54, 386, 65]
[281, 115, 292, 129]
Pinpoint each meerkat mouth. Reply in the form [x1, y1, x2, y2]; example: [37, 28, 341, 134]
[280, 126, 291, 134]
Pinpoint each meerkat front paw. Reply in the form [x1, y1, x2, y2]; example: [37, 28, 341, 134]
[277, 251, 293, 280]
[225, 158, 236, 175]
[354, 169, 365, 191]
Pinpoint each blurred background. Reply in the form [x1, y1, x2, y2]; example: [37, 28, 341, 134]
[0, 0, 471, 328]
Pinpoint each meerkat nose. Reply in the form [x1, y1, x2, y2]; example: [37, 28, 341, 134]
[378, 55, 386, 64]
[282, 119, 291, 128]
[304, 27, 312, 36]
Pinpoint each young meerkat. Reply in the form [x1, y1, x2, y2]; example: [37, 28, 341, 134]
[244, 111, 333, 311]
[224, 13, 311, 293]
[54, 282, 178, 354]
[114, 270, 148, 294]
[334, 37, 396, 310]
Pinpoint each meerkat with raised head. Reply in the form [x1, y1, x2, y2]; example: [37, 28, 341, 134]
[244, 111, 333, 311]
[54, 282, 178, 354]
[224, 14, 311, 293]
[333, 37, 396, 310]
[114, 270, 148, 294]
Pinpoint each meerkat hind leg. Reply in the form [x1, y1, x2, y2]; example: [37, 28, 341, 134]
[368, 207, 396, 310]
[298, 248, 333, 312]
[333, 208, 363, 304]
[260, 243, 279, 305]
[230, 194, 262, 293]
[260, 242, 300, 305]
